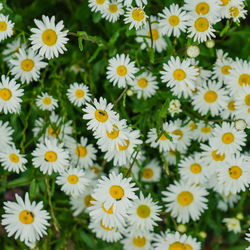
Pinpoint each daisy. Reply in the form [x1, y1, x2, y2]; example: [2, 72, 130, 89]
[163, 150, 178, 166]
[225, 1, 247, 22]
[66, 82, 91, 107]
[193, 121, 213, 142]
[0, 75, 24, 114]
[88, 0, 109, 13]
[187, 15, 216, 43]
[128, 71, 159, 99]
[126, 192, 161, 234]
[56, 168, 89, 196]
[209, 122, 246, 154]
[32, 138, 70, 175]
[123, 0, 147, 6]
[141, 159, 161, 182]
[124, 7, 148, 30]
[0, 145, 27, 174]
[160, 56, 199, 98]
[192, 80, 229, 116]
[10, 48, 47, 84]
[217, 193, 240, 212]
[220, 98, 237, 120]
[2, 193, 50, 246]
[168, 99, 182, 117]
[184, 235, 202, 250]
[162, 181, 208, 223]
[107, 53, 138, 88]
[223, 218, 241, 233]
[136, 16, 167, 53]
[83, 97, 119, 133]
[92, 172, 138, 213]
[101, 1, 124, 23]
[30, 15, 68, 59]
[158, 4, 189, 37]
[0, 14, 14, 42]
[0, 120, 13, 147]
[88, 164, 103, 179]
[35, 92, 58, 111]
[67, 137, 97, 169]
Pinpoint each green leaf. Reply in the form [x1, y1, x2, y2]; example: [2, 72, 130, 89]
[78, 37, 83, 51]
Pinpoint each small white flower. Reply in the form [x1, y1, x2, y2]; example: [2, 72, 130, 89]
[124, 7, 148, 30]
[0, 14, 14, 42]
[101, 1, 124, 23]
[223, 218, 241, 233]
[36, 92, 58, 111]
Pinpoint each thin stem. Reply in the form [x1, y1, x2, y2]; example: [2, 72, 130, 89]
[114, 85, 128, 106]
[126, 146, 141, 178]
[147, 18, 153, 49]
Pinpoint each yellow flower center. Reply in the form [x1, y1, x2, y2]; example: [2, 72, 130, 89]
[100, 220, 114, 231]
[42, 29, 57, 46]
[220, 0, 230, 6]
[221, 65, 232, 75]
[184, 244, 193, 250]
[228, 165, 242, 179]
[9, 153, 20, 163]
[196, 2, 210, 15]
[244, 94, 250, 106]
[169, 149, 177, 156]
[228, 101, 236, 111]
[109, 4, 118, 13]
[90, 166, 100, 174]
[201, 126, 211, 133]
[142, 168, 153, 179]
[229, 7, 239, 17]
[0, 21, 7, 31]
[133, 236, 146, 247]
[116, 65, 127, 76]
[84, 195, 95, 207]
[211, 150, 225, 161]
[102, 202, 114, 214]
[67, 174, 79, 184]
[48, 126, 60, 137]
[44, 151, 57, 162]
[109, 185, 124, 200]
[132, 8, 145, 21]
[19, 210, 34, 224]
[0, 88, 12, 101]
[96, 0, 105, 4]
[194, 17, 209, 32]
[118, 139, 130, 151]
[168, 15, 180, 26]
[173, 69, 186, 81]
[177, 191, 193, 206]
[21, 59, 34, 72]
[94, 109, 108, 122]
[148, 29, 159, 41]
[75, 145, 87, 157]
[106, 125, 119, 139]
[159, 133, 168, 141]
[204, 90, 218, 103]
[238, 74, 250, 86]
[190, 163, 202, 174]
[222, 132, 234, 144]
[137, 78, 148, 88]
[43, 97, 52, 105]
[169, 241, 186, 250]
[75, 89, 85, 98]
[172, 129, 183, 140]
[189, 122, 197, 131]
[136, 204, 151, 218]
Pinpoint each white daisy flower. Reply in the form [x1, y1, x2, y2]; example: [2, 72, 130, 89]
[187, 15, 216, 43]
[123, 0, 147, 6]
[217, 193, 240, 212]
[107, 53, 138, 88]
[141, 159, 161, 182]
[220, 98, 237, 120]
[0, 75, 24, 114]
[0, 120, 13, 148]
[32, 138, 70, 175]
[101, 1, 124, 23]
[187, 120, 198, 132]
[209, 122, 247, 154]
[193, 121, 213, 142]
[192, 80, 229, 116]
[56, 168, 90, 196]
[30, 15, 68, 59]
[223, 218, 241, 233]
[87, 164, 103, 179]
[10, 48, 47, 84]
[0, 14, 14, 42]
[158, 4, 189, 37]
[36, 92, 58, 111]
[69, 64, 84, 74]
[66, 82, 91, 107]
[67, 137, 97, 169]
[83, 97, 119, 133]
[92, 172, 138, 213]
[184, 235, 202, 250]
[136, 16, 167, 53]
[0, 145, 27, 174]
[88, 0, 109, 13]
[160, 56, 199, 98]
[124, 7, 148, 30]
[162, 181, 208, 223]
[128, 71, 159, 99]
[163, 150, 178, 166]
[126, 192, 161, 234]
[216, 154, 250, 195]
[2, 193, 50, 246]
[168, 99, 182, 117]
[225, 0, 247, 22]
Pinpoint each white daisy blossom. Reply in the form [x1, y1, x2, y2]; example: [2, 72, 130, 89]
[107, 53, 138, 88]
[160, 56, 199, 98]
[35, 92, 58, 111]
[0, 120, 13, 148]
[92, 172, 138, 213]
[0, 75, 24, 114]
[101, 1, 124, 23]
[162, 181, 208, 223]
[217, 193, 240, 212]
[136, 16, 167, 53]
[56, 168, 90, 196]
[193, 121, 213, 142]
[0, 14, 14, 42]
[2, 193, 50, 246]
[128, 71, 159, 99]
[88, 0, 109, 13]
[192, 80, 229, 116]
[168, 99, 182, 116]
[32, 138, 70, 175]
[141, 159, 161, 182]
[225, 0, 247, 22]
[124, 7, 148, 30]
[163, 150, 178, 166]
[66, 82, 91, 107]
[123, 0, 147, 6]
[158, 4, 189, 37]
[10, 48, 47, 84]
[223, 218, 241, 233]
[220, 98, 237, 120]
[0, 145, 27, 174]
[30, 15, 68, 59]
